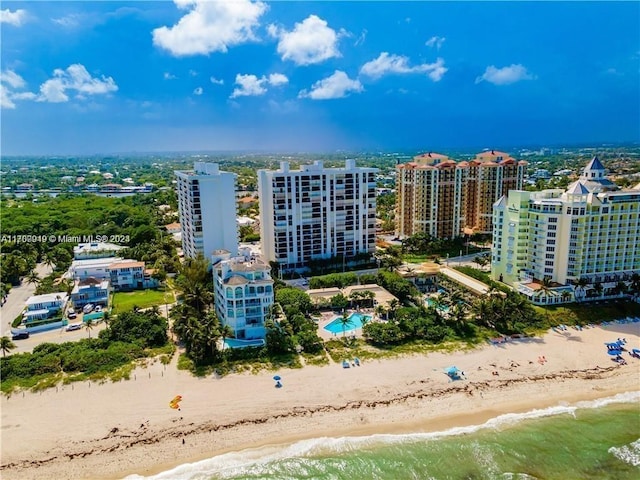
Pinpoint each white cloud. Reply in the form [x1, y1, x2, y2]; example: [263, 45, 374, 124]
[193, 87, 203, 95]
[210, 76, 224, 85]
[230, 72, 288, 98]
[52, 14, 84, 28]
[1, 70, 26, 89]
[0, 85, 15, 109]
[231, 74, 267, 98]
[426, 36, 446, 50]
[189, 70, 198, 76]
[475, 64, 535, 85]
[164, 72, 177, 80]
[354, 29, 367, 47]
[153, 0, 267, 56]
[38, 64, 118, 103]
[268, 73, 288, 86]
[0, 70, 35, 109]
[360, 53, 447, 82]
[269, 15, 342, 66]
[298, 70, 363, 100]
[1, 8, 27, 26]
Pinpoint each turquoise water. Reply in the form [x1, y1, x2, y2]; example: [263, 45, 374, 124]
[127, 392, 640, 480]
[425, 297, 451, 313]
[323, 313, 371, 334]
[223, 338, 265, 349]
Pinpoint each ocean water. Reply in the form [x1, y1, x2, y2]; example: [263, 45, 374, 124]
[128, 392, 640, 480]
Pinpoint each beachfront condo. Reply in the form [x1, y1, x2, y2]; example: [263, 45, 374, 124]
[395, 151, 526, 239]
[175, 162, 239, 260]
[491, 156, 640, 304]
[213, 256, 274, 340]
[257, 159, 378, 271]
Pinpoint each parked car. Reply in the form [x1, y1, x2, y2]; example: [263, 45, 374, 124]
[83, 304, 94, 314]
[65, 323, 82, 332]
[94, 305, 102, 312]
[11, 331, 30, 340]
[68, 311, 77, 319]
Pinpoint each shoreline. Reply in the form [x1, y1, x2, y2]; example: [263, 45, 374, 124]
[2, 323, 639, 480]
[137, 376, 637, 480]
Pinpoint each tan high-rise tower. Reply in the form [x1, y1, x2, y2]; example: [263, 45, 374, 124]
[395, 150, 526, 239]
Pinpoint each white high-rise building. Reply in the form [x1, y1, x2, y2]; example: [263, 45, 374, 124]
[213, 256, 274, 340]
[175, 163, 239, 260]
[258, 159, 378, 270]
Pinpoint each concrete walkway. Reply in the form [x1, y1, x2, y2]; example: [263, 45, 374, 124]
[439, 266, 491, 296]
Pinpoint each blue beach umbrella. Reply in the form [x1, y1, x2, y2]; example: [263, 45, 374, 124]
[607, 350, 622, 356]
[273, 375, 281, 381]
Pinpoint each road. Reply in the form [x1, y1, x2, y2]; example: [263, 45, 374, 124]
[1, 263, 52, 338]
[7, 322, 108, 354]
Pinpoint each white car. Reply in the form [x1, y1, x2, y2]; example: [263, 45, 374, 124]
[94, 305, 102, 312]
[82, 304, 94, 314]
[66, 323, 82, 332]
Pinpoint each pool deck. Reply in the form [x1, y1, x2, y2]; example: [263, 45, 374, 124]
[317, 309, 377, 341]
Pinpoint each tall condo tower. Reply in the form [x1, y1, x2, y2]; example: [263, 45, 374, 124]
[175, 162, 239, 260]
[258, 159, 378, 270]
[395, 151, 526, 239]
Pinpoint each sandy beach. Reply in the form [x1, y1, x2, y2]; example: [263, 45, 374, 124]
[2, 322, 639, 480]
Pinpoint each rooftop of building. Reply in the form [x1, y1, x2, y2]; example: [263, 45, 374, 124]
[109, 260, 144, 269]
[26, 292, 68, 305]
[73, 242, 124, 255]
[70, 257, 124, 267]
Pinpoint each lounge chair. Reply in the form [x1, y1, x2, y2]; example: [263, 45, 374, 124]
[354, 357, 360, 366]
[342, 360, 350, 369]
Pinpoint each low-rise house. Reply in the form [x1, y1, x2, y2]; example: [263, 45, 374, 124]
[109, 260, 159, 291]
[73, 242, 124, 260]
[70, 278, 110, 308]
[24, 292, 68, 323]
[67, 257, 123, 281]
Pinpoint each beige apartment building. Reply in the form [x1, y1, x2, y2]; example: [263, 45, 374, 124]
[396, 150, 526, 239]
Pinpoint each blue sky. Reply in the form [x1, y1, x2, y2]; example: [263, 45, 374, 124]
[1, 1, 638, 155]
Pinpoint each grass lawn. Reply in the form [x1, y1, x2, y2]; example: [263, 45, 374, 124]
[112, 288, 175, 314]
[534, 300, 640, 326]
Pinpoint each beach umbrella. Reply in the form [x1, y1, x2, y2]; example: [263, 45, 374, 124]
[607, 350, 622, 356]
[446, 366, 459, 376]
[273, 375, 281, 381]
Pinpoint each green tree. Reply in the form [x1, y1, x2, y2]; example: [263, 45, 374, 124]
[25, 270, 41, 288]
[84, 319, 95, 338]
[0, 336, 16, 357]
[339, 312, 351, 339]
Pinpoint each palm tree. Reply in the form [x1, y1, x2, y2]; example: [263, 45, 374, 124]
[561, 290, 572, 303]
[387, 298, 400, 320]
[593, 281, 603, 298]
[471, 298, 492, 328]
[614, 281, 628, 297]
[573, 277, 589, 303]
[535, 276, 557, 303]
[43, 252, 56, 272]
[25, 270, 40, 287]
[448, 303, 468, 331]
[220, 324, 234, 349]
[0, 336, 16, 357]
[339, 312, 351, 339]
[84, 318, 95, 338]
[630, 273, 640, 299]
[375, 304, 387, 321]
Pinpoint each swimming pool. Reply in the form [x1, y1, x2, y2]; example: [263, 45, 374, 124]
[323, 313, 371, 334]
[425, 297, 450, 313]
[223, 338, 265, 349]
